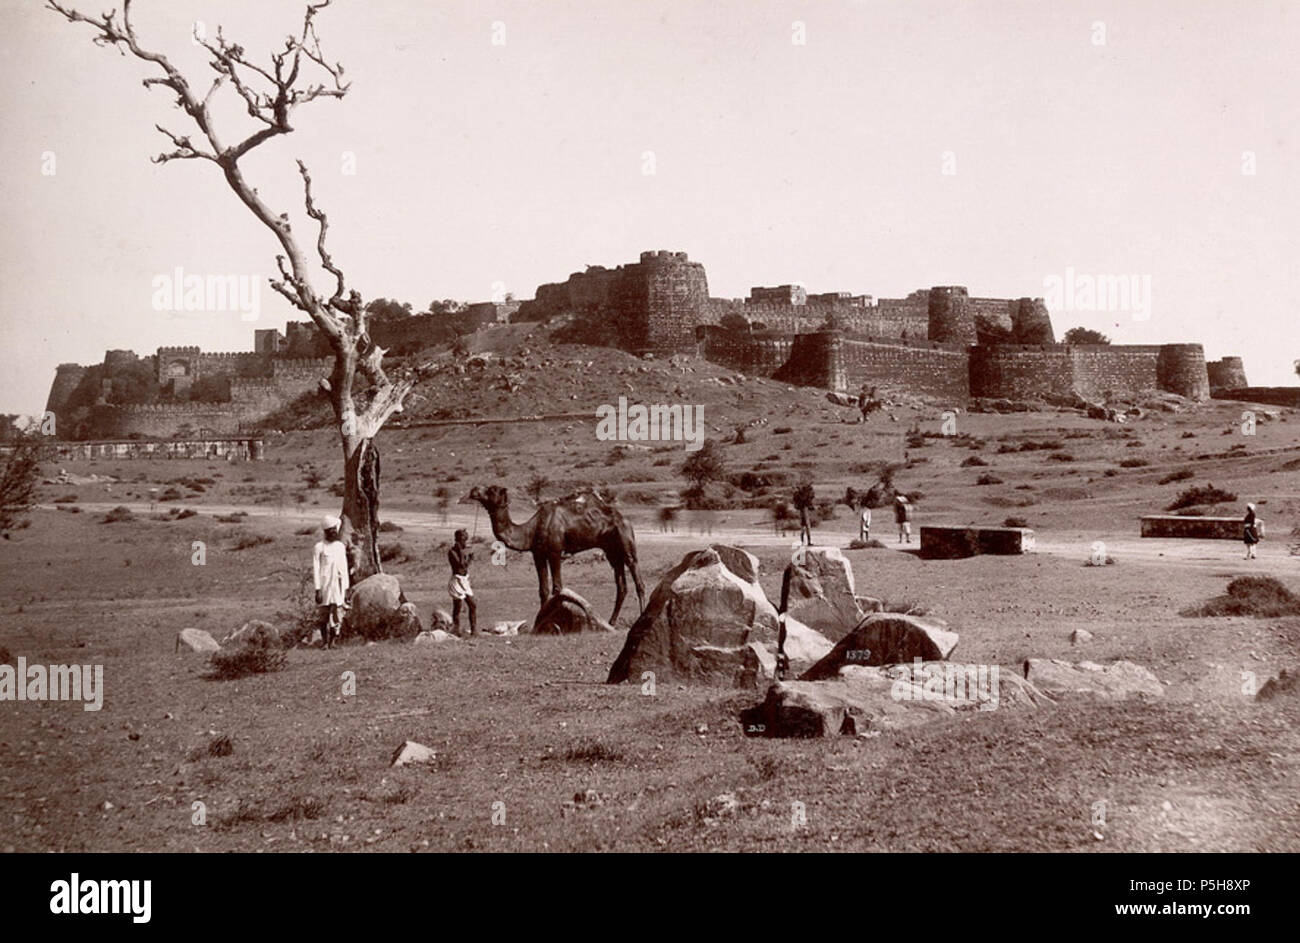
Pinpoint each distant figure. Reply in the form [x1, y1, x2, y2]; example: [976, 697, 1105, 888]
[658, 505, 678, 533]
[1243, 503, 1263, 560]
[858, 503, 872, 542]
[448, 528, 477, 636]
[798, 504, 811, 546]
[313, 515, 350, 649]
[858, 385, 878, 423]
[894, 494, 912, 544]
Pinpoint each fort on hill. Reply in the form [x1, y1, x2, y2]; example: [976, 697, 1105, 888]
[45, 249, 1251, 439]
[521, 250, 1236, 404]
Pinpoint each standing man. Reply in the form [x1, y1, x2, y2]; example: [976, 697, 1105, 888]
[313, 515, 350, 649]
[894, 494, 913, 544]
[448, 528, 478, 636]
[858, 502, 872, 542]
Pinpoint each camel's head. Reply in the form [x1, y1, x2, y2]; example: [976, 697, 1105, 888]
[464, 484, 508, 508]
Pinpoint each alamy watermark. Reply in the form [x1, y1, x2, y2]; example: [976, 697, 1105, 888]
[0, 657, 103, 711]
[1043, 267, 1151, 322]
[151, 266, 261, 321]
[595, 395, 704, 451]
[890, 659, 1000, 711]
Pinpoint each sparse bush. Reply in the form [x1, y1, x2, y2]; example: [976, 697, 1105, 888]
[1046, 452, 1074, 462]
[1158, 469, 1194, 484]
[961, 455, 989, 467]
[1166, 484, 1237, 511]
[208, 636, 287, 680]
[380, 542, 410, 564]
[848, 538, 887, 549]
[976, 473, 1003, 486]
[560, 739, 624, 763]
[214, 512, 248, 523]
[1003, 517, 1029, 528]
[53, 494, 78, 504]
[1119, 458, 1149, 468]
[772, 426, 792, 435]
[231, 534, 274, 551]
[378, 520, 403, 533]
[1185, 576, 1300, 618]
[159, 487, 184, 501]
[102, 505, 134, 524]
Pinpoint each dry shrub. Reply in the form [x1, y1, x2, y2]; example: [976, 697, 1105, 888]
[1185, 577, 1300, 618]
[208, 628, 288, 680]
[1166, 484, 1237, 511]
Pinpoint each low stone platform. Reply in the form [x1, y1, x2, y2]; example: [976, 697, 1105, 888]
[919, 525, 1035, 559]
[1140, 515, 1243, 540]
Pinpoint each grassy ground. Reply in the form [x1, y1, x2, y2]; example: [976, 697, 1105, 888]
[5, 337, 1300, 851]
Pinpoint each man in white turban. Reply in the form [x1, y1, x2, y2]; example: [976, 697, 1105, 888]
[314, 515, 350, 648]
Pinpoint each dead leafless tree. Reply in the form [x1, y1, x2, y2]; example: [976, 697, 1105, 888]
[49, 0, 429, 578]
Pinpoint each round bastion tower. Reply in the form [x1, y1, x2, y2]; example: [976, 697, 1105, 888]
[927, 286, 977, 345]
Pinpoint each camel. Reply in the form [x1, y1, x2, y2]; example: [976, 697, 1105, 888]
[464, 485, 646, 624]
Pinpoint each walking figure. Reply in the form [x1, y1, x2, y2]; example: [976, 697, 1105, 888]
[858, 503, 871, 542]
[313, 515, 350, 649]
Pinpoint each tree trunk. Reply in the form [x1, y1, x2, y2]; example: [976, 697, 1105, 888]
[340, 432, 382, 581]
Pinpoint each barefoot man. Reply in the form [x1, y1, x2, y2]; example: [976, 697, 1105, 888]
[448, 528, 478, 636]
[313, 515, 350, 649]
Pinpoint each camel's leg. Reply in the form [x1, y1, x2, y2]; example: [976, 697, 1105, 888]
[608, 555, 627, 625]
[548, 555, 564, 597]
[534, 554, 551, 606]
[628, 553, 646, 614]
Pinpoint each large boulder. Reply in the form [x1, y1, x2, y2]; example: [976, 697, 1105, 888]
[1023, 659, 1163, 699]
[532, 589, 613, 634]
[781, 547, 864, 641]
[1257, 667, 1299, 701]
[176, 628, 220, 653]
[345, 574, 406, 640]
[607, 546, 779, 684]
[742, 663, 1052, 738]
[801, 613, 959, 680]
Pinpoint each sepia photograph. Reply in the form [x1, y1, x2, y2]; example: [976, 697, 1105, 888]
[0, 0, 1292, 920]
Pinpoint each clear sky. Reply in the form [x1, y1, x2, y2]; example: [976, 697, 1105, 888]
[2, 0, 1297, 415]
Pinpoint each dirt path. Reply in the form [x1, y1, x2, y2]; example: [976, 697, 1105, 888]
[51, 500, 1295, 572]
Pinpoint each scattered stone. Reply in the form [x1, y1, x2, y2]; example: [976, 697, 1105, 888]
[1023, 659, 1163, 699]
[801, 613, 959, 680]
[488, 620, 526, 636]
[413, 630, 459, 645]
[607, 546, 778, 684]
[1070, 628, 1094, 645]
[1256, 667, 1299, 701]
[532, 589, 613, 634]
[390, 741, 437, 767]
[743, 663, 1051, 738]
[175, 628, 220, 653]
